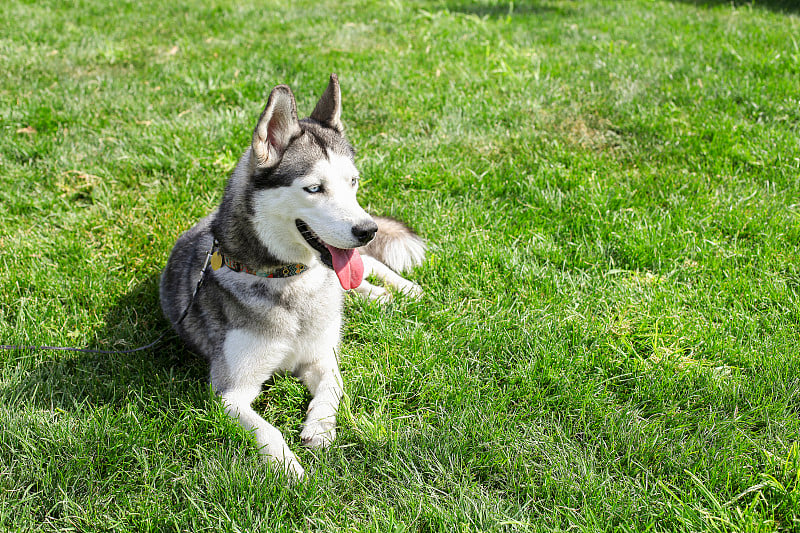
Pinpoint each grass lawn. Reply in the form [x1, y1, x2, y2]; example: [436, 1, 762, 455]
[2, 0, 800, 530]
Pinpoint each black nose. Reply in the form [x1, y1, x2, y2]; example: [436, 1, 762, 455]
[352, 221, 378, 244]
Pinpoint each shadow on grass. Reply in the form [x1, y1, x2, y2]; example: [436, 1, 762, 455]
[0, 272, 209, 412]
[671, 0, 800, 14]
[444, 0, 574, 18]
[447, 0, 800, 17]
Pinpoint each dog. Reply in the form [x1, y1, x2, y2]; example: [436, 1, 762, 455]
[159, 74, 425, 481]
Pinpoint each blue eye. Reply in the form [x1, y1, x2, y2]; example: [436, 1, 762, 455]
[351, 177, 359, 187]
[304, 184, 322, 194]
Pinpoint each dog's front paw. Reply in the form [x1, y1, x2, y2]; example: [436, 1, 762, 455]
[284, 458, 306, 483]
[373, 289, 394, 304]
[401, 282, 423, 299]
[300, 421, 336, 449]
[354, 283, 392, 303]
[261, 447, 305, 483]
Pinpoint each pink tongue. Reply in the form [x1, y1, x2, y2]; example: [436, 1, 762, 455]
[326, 245, 364, 290]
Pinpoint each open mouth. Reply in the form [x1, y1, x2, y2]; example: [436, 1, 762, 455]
[295, 219, 364, 290]
[295, 219, 332, 268]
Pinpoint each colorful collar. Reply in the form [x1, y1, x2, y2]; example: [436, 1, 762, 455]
[209, 242, 308, 279]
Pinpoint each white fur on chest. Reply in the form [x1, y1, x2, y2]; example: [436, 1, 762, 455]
[217, 265, 344, 386]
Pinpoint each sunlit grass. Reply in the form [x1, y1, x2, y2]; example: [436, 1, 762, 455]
[1, 0, 799, 530]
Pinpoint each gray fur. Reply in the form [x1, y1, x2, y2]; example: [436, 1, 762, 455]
[159, 75, 425, 480]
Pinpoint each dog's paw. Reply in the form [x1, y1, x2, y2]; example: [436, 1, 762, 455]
[354, 283, 392, 303]
[372, 289, 394, 304]
[261, 448, 305, 483]
[300, 421, 336, 449]
[400, 282, 423, 299]
[285, 458, 306, 483]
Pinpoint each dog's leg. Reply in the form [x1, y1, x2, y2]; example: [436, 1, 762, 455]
[353, 278, 391, 302]
[295, 356, 343, 449]
[355, 254, 423, 301]
[217, 386, 305, 481]
[214, 329, 304, 481]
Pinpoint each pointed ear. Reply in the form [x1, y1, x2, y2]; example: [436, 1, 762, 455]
[252, 85, 301, 167]
[309, 73, 343, 132]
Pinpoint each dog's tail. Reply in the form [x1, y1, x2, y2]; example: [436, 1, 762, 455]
[360, 216, 426, 272]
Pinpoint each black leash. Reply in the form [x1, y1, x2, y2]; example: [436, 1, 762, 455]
[0, 239, 217, 355]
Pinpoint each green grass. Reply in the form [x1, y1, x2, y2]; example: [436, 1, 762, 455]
[1, 0, 800, 530]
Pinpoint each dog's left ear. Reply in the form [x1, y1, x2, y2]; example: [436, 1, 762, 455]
[310, 73, 343, 133]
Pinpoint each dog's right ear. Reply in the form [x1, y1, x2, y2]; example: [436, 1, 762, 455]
[251, 85, 301, 167]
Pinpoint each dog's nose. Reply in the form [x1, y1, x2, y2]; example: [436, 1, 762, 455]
[352, 221, 378, 244]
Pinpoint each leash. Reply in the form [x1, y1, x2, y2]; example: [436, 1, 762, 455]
[0, 239, 217, 355]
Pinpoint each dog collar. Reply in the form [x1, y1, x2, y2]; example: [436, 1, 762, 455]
[209, 241, 308, 279]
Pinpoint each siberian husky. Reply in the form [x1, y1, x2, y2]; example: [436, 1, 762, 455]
[159, 74, 425, 481]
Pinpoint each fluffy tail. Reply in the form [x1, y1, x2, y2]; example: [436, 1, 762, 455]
[360, 216, 426, 273]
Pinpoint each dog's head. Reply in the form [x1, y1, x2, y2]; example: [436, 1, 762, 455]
[244, 74, 376, 289]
